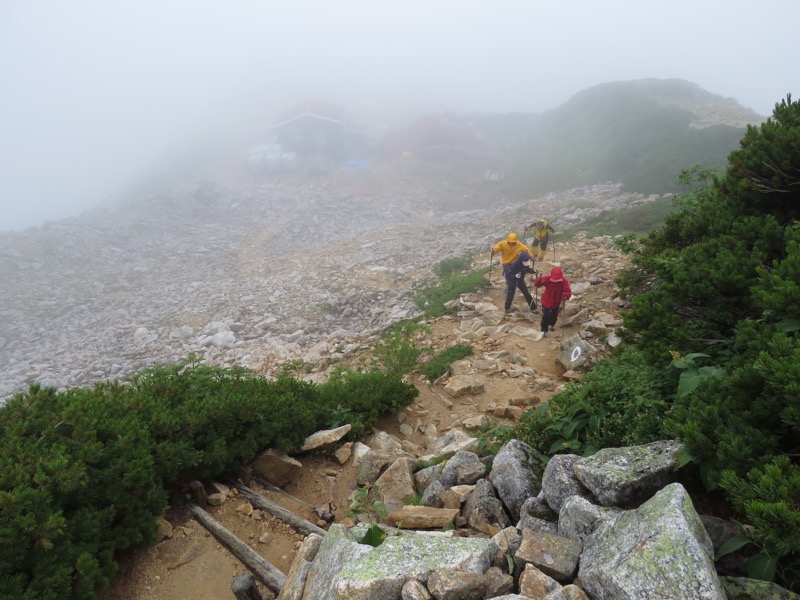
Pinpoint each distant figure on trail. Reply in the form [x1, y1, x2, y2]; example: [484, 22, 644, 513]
[502, 250, 538, 315]
[491, 232, 529, 276]
[534, 267, 571, 336]
[524, 219, 556, 261]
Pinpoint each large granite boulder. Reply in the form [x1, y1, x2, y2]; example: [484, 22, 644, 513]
[300, 524, 497, 599]
[487, 439, 541, 522]
[578, 483, 725, 599]
[573, 439, 683, 507]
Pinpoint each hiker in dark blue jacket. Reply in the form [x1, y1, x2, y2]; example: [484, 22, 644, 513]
[504, 251, 539, 314]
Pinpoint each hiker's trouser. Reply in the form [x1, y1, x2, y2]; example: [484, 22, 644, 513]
[532, 235, 549, 260]
[541, 305, 560, 331]
[504, 272, 535, 311]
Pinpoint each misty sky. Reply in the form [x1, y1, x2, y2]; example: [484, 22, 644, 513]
[1, 1, 797, 232]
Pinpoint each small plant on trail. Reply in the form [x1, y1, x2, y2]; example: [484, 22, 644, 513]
[372, 321, 429, 377]
[348, 485, 389, 547]
[476, 421, 515, 457]
[414, 455, 447, 470]
[419, 343, 473, 381]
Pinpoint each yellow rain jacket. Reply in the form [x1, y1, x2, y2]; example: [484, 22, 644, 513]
[526, 219, 555, 241]
[492, 233, 529, 265]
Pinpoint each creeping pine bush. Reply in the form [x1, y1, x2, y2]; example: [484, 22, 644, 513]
[0, 383, 167, 600]
[583, 96, 800, 590]
[0, 354, 419, 600]
[316, 369, 419, 440]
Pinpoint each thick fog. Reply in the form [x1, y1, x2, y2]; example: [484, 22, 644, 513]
[1, 0, 797, 232]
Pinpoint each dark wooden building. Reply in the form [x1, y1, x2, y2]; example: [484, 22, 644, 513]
[273, 100, 366, 162]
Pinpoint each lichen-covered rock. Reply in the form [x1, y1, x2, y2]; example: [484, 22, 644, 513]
[302, 525, 498, 600]
[719, 576, 800, 600]
[557, 495, 619, 544]
[487, 439, 541, 522]
[573, 439, 683, 507]
[440, 450, 486, 488]
[578, 483, 724, 600]
[277, 533, 322, 600]
[514, 528, 582, 583]
[541, 453, 594, 513]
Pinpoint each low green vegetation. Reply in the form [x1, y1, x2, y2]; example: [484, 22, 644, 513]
[433, 253, 474, 277]
[557, 195, 679, 241]
[419, 343, 473, 381]
[414, 269, 488, 318]
[507, 96, 800, 590]
[0, 348, 420, 599]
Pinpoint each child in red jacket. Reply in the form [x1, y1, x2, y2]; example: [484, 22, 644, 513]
[533, 267, 571, 336]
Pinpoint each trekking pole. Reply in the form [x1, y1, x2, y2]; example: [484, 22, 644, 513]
[488, 251, 494, 285]
[552, 232, 557, 262]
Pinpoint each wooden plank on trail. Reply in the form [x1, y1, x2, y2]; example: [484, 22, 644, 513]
[188, 503, 286, 595]
[235, 483, 327, 537]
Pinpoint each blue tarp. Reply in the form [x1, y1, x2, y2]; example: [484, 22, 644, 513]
[340, 160, 369, 169]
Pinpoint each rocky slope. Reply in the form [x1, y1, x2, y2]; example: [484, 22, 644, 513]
[0, 160, 648, 403]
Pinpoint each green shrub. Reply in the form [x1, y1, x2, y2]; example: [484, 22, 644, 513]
[611, 95, 800, 590]
[0, 355, 419, 599]
[371, 321, 429, 378]
[419, 344, 473, 381]
[317, 370, 419, 440]
[511, 348, 671, 462]
[0, 384, 166, 600]
[720, 456, 800, 580]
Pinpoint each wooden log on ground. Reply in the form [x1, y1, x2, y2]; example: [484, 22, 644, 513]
[254, 477, 317, 512]
[232, 572, 262, 600]
[188, 503, 286, 594]
[235, 483, 327, 537]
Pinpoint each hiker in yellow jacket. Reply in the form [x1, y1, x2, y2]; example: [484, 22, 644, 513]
[491, 233, 529, 275]
[524, 219, 556, 261]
